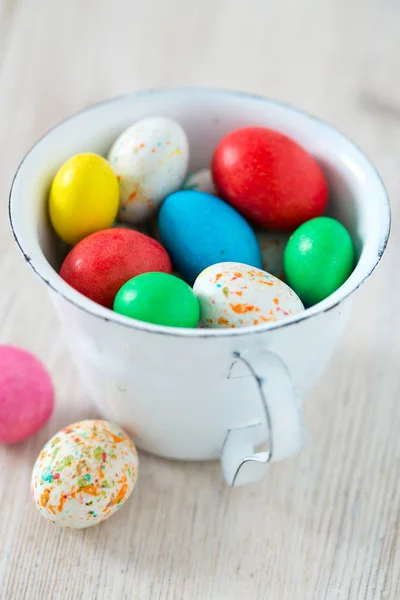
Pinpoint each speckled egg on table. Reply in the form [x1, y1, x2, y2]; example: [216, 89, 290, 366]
[108, 117, 189, 224]
[194, 262, 304, 328]
[31, 420, 138, 528]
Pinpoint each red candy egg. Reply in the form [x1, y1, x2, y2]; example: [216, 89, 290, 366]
[212, 127, 328, 230]
[60, 228, 172, 308]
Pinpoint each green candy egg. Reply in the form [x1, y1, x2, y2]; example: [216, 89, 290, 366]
[283, 217, 354, 306]
[113, 272, 200, 328]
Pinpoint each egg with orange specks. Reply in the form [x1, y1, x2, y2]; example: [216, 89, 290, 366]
[108, 117, 189, 224]
[31, 419, 139, 529]
[183, 168, 216, 195]
[256, 230, 291, 280]
[193, 262, 304, 328]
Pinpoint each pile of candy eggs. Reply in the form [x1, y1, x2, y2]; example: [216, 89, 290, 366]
[49, 116, 355, 329]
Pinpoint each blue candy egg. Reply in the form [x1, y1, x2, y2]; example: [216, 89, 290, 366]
[158, 190, 262, 283]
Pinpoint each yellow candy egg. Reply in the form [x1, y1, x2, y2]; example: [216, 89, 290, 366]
[49, 153, 119, 245]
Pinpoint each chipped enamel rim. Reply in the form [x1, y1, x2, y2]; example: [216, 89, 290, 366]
[9, 88, 391, 338]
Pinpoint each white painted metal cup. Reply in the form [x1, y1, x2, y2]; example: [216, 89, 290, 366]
[9, 89, 390, 486]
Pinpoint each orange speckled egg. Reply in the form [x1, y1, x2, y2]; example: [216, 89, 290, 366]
[256, 230, 291, 280]
[193, 262, 304, 328]
[108, 117, 189, 224]
[31, 420, 138, 529]
[183, 168, 216, 195]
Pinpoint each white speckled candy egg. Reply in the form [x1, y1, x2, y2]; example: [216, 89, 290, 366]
[193, 262, 304, 328]
[31, 420, 138, 529]
[108, 117, 189, 224]
[183, 168, 216, 195]
[256, 230, 291, 280]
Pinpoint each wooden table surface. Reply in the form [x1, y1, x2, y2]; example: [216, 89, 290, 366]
[1, 1, 400, 598]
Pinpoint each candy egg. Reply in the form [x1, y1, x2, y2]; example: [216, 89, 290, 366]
[193, 262, 304, 328]
[158, 190, 262, 284]
[0, 346, 54, 444]
[284, 217, 354, 306]
[114, 272, 200, 328]
[183, 168, 216, 195]
[49, 153, 119, 245]
[212, 127, 328, 230]
[256, 230, 291, 280]
[60, 228, 172, 308]
[108, 117, 189, 224]
[31, 419, 138, 528]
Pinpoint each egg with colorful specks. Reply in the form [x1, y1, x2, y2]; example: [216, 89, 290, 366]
[256, 230, 291, 280]
[31, 419, 138, 529]
[108, 117, 189, 224]
[183, 168, 216, 195]
[193, 262, 304, 328]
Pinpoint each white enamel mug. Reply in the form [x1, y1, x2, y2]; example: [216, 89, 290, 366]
[9, 89, 390, 486]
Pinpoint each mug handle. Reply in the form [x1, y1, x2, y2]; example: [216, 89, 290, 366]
[221, 350, 303, 486]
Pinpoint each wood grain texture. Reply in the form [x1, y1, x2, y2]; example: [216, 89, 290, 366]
[0, 0, 399, 598]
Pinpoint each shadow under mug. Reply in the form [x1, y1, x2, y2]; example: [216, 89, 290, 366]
[9, 89, 390, 486]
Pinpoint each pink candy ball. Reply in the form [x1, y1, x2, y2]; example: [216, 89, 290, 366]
[0, 345, 54, 444]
